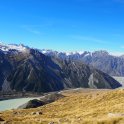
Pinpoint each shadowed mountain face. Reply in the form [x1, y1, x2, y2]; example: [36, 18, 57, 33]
[0, 44, 121, 92]
[1, 49, 65, 92]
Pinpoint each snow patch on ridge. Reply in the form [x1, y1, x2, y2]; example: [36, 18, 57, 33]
[41, 49, 124, 58]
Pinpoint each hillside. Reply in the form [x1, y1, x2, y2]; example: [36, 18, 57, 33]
[0, 89, 124, 124]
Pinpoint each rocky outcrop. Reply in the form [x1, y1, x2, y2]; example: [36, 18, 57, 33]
[18, 99, 45, 109]
[18, 93, 65, 109]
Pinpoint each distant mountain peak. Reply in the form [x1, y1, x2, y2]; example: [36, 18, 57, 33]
[92, 50, 109, 56]
[40, 49, 124, 58]
[40, 49, 110, 57]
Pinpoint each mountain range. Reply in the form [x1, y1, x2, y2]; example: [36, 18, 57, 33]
[0, 43, 121, 92]
[41, 49, 124, 76]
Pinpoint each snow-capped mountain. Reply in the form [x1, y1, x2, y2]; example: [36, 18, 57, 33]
[0, 42, 124, 77]
[41, 49, 123, 58]
[41, 49, 92, 60]
[0, 42, 29, 54]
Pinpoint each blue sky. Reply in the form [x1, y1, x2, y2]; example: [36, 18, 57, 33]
[0, 0, 124, 54]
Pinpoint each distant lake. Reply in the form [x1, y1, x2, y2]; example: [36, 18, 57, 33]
[0, 97, 41, 111]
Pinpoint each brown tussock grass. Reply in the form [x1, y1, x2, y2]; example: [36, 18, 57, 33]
[0, 89, 124, 124]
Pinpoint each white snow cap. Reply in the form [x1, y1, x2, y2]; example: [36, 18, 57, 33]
[0, 42, 28, 52]
[65, 51, 84, 56]
[41, 49, 124, 57]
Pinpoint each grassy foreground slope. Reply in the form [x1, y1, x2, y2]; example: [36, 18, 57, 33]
[0, 89, 124, 124]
